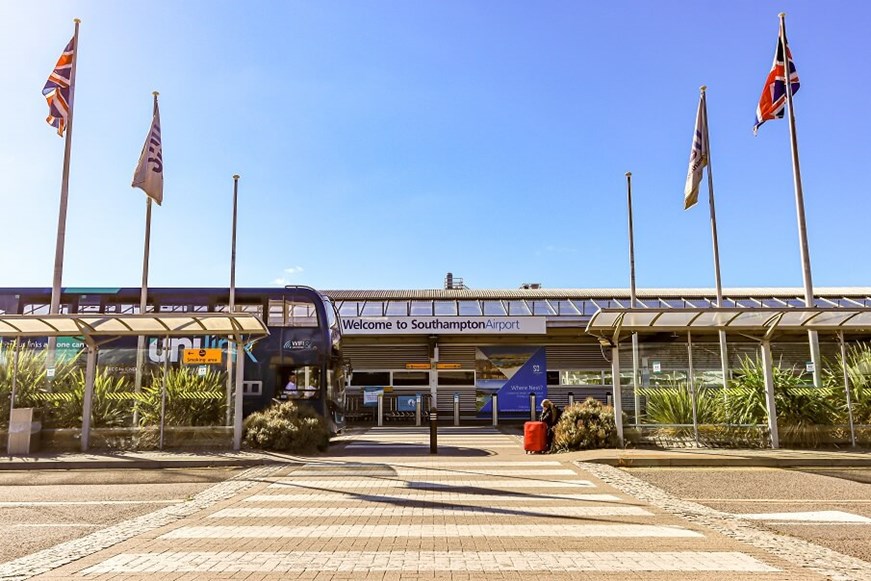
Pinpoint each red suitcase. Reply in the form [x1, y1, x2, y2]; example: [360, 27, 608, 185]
[524, 421, 548, 453]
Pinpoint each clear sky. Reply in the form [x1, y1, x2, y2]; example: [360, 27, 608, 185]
[1, 1, 868, 292]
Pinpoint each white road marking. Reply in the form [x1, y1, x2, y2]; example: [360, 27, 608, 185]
[0, 500, 183, 507]
[245, 492, 624, 503]
[268, 479, 595, 489]
[159, 524, 702, 539]
[82, 550, 776, 573]
[291, 468, 577, 476]
[737, 510, 871, 523]
[208, 505, 654, 518]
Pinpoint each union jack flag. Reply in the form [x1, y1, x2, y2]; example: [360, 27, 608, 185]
[42, 37, 75, 136]
[753, 28, 800, 135]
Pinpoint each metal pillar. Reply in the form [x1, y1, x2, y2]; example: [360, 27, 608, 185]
[567, 392, 574, 407]
[611, 344, 624, 448]
[80, 343, 97, 452]
[415, 393, 422, 427]
[760, 340, 779, 449]
[529, 392, 537, 422]
[838, 331, 857, 448]
[491, 394, 498, 426]
[453, 392, 460, 426]
[377, 393, 384, 427]
[687, 331, 700, 446]
[429, 408, 438, 454]
[232, 339, 245, 451]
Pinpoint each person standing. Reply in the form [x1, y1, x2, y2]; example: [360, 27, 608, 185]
[283, 373, 298, 399]
[540, 399, 561, 451]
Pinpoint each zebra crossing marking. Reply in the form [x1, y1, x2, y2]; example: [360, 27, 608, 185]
[81, 550, 778, 573]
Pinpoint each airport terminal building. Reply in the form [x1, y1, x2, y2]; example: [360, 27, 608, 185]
[2, 282, 870, 423]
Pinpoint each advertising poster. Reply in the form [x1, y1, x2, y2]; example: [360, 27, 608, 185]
[475, 346, 546, 416]
[362, 386, 384, 407]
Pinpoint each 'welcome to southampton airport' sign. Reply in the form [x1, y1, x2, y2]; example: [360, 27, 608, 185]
[341, 316, 547, 335]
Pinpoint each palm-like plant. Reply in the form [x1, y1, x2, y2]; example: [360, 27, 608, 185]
[137, 367, 227, 427]
[822, 342, 871, 426]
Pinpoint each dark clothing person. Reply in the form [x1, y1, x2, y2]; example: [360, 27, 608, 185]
[540, 400, 560, 451]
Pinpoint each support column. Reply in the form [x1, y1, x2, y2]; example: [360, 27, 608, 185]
[760, 340, 779, 449]
[611, 344, 624, 448]
[81, 343, 97, 452]
[232, 339, 245, 450]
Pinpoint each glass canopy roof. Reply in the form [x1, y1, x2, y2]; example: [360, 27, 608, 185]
[586, 307, 871, 340]
[0, 313, 270, 340]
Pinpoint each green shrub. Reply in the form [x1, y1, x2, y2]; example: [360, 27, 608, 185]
[823, 342, 871, 426]
[642, 379, 722, 437]
[0, 344, 82, 428]
[728, 355, 838, 447]
[551, 397, 618, 451]
[243, 400, 329, 453]
[137, 367, 227, 427]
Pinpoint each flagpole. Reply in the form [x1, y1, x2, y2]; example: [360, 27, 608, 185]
[626, 172, 641, 426]
[780, 12, 821, 387]
[699, 86, 732, 411]
[47, 18, 81, 367]
[226, 174, 240, 425]
[133, 92, 159, 419]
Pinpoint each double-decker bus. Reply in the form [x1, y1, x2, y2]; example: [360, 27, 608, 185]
[0, 285, 347, 433]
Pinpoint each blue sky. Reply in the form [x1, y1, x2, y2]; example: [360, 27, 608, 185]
[1, 1, 868, 292]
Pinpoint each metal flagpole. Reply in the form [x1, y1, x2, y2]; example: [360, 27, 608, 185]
[226, 175, 240, 424]
[780, 12, 821, 387]
[47, 18, 81, 367]
[699, 86, 732, 414]
[626, 172, 641, 426]
[133, 92, 159, 424]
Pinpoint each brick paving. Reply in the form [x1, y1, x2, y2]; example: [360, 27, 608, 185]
[1, 426, 866, 579]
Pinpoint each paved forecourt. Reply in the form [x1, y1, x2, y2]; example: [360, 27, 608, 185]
[20, 427, 846, 580]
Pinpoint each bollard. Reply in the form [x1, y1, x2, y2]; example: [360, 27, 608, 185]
[429, 408, 438, 454]
[529, 392, 537, 422]
[568, 392, 574, 407]
[453, 392, 460, 426]
[491, 394, 499, 426]
[377, 393, 383, 427]
[415, 393, 422, 426]
[606, 393, 613, 406]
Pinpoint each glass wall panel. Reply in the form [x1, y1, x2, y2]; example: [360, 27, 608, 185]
[482, 301, 507, 316]
[393, 371, 429, 386]
[561, 370, 604, 385]
[351, 371, 390, 386]
[386, 301, 407, 316]
[360, 301, 384, 316]
[458, 301, 482, 315]
[434, 301, 457, 316]
[507, 300, 531, 315]
[438, 371, 475, 386]
[410, 301, 433, 316]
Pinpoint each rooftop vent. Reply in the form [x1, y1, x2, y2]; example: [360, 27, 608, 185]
[444, 272, 467, 290]
[520, 283, 541, 290]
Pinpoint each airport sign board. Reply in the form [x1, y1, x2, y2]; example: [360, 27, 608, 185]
[341, 316, 547, 335]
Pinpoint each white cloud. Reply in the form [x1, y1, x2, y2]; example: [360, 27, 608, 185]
[284, 266, 304, 275]
[271, 266, 305, 286]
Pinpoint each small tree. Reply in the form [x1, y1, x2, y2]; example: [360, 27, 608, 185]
[551, 397, 619, 451]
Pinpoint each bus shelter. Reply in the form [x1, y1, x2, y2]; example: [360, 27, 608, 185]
[0, 313, 269, 451]
[585, 307, 871, 449]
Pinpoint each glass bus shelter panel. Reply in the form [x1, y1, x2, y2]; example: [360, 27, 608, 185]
[730, 310, 781, 329]
[809, 310, 864, 328]
[842, 312, 871, 327]
[410, 301, 434, 316]
[507, 300, 531, 316]
[482, 301, 507, 316]
[434, 301, 458, 316]
[386, 301, 408, 316]
[457, 301, 482, 316]
[622, 311, 662, 328]
[692, 311, 738, 327]
[778, 310, 827, 327]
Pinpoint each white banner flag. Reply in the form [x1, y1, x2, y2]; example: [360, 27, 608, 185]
[683, 92, 708, 210]
[132, 97, 164, 205]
